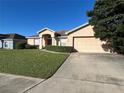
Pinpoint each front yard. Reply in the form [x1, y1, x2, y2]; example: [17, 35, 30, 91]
[0, 49, 69, 79]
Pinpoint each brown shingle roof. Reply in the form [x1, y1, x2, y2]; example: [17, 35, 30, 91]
[0, 34, 8, 39]
[0, 33, 25, 39]
[56, 30, 68, 36]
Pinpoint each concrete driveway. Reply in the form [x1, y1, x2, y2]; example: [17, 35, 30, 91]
[0, 73, 43, 93]
[26, 53, 124, 93]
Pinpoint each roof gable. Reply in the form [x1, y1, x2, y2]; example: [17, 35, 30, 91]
[37, 28, 55, 34]
[66, 23, 89, 35]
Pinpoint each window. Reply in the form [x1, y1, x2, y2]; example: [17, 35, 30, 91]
[5, 42, 8, 47]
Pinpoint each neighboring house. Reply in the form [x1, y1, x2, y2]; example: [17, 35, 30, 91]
[27, 23, 109, 53]
[0, 33, 26, 49]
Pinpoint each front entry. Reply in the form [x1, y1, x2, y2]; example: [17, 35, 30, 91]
[45, 38, 52, 45]
[42, 34, 52, 46]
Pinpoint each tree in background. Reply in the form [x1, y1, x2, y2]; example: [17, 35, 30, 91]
[87, 0, 124, 54]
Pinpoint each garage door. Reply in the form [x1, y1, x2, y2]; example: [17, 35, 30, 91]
[74, 37, 106, 53]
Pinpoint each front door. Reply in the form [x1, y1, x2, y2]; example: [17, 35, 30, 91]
[45, 38, 52, 46]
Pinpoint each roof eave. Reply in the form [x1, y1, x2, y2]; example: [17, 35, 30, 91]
[26, 37, 40, 39]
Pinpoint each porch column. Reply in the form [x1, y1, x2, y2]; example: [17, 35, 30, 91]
[42, 37, 46, 47]
[52, 37, 56, 46]
[39, 37, 42, 49]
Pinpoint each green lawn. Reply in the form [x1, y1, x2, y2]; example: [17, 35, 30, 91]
[0, 49, 69, 79]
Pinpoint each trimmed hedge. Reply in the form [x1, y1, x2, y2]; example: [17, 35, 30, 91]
[44, 45, 73, 53]
[15, 43, 38, 49]
[15, 42, 26, 49]
[25, 45, 38, 49]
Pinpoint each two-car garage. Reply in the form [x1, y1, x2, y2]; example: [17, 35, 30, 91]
[73, 36, 105, 53]
[67, 24, 107, 53]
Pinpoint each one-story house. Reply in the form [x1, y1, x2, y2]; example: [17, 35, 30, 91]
[0, 33, 26, 49]
[27, 23, 109, 53]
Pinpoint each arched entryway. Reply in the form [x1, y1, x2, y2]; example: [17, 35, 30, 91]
[42, 34, 52, 46]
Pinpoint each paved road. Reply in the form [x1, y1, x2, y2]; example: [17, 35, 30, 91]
[0, 73, 43, 93]
[26, 53, 124, 93]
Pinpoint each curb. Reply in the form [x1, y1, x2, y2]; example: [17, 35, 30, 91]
[22, 79, 46, 93]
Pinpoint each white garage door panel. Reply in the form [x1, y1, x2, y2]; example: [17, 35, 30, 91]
[74, 37, 106, 53]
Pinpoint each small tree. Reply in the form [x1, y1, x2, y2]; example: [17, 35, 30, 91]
[87, 0, 124, 54]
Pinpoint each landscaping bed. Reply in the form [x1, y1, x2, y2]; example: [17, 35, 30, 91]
[44, 45, 73, 53]
[0, 49, 69, 79]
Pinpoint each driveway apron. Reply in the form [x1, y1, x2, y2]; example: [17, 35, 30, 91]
[26, 53, 124, 93]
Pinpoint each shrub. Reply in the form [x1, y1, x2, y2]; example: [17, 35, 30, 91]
[15, 42, 26, 49]
[87, 0, 124, 54]
[25, 44, 38, 49]
[44, 45, 73, 53]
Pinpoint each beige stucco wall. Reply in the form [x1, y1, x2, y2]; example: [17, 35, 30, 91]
[39, 29, 55, 37]
[27, 38, 40, 45]
[67, 25, 94, 46]
[67, 25, 108, 53]
[27, 38, 35, 45]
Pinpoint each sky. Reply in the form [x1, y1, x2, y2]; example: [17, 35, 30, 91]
[0, 0, 95, 36]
